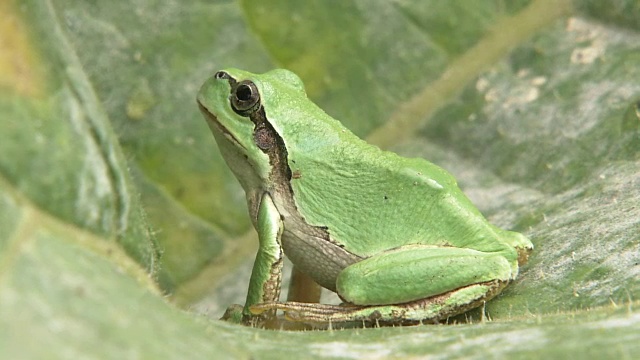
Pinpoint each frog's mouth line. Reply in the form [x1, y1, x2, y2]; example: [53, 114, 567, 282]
[197, 101, 246, 150]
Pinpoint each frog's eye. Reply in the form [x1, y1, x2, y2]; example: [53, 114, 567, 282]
[231, 80, 260, 115]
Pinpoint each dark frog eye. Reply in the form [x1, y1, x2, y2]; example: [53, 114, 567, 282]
[230, 80, 260, 116]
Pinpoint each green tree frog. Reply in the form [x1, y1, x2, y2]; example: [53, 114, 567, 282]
[197, 68, 533, 326]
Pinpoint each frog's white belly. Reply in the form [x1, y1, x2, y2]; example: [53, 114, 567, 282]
[281, 224, 361, 292]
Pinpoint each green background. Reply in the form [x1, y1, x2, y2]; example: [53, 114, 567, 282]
[1, 0, 639, 358]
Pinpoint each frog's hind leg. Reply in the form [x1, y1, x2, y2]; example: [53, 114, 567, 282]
[337, 246, 515, 306]
[250, 280, 508, 325]
[251, 246, 515, 325]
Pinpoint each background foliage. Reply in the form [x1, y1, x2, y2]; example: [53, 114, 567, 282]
[1, 0, 639, 358]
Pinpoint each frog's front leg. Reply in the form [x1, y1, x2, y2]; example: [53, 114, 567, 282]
[251, 246, 514, 325]
[223, 193, 284, 326]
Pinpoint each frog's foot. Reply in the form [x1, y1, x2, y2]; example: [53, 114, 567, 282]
[221, 304, 245, 323]
[250, 280, 508, 326]
[222, 303, 282, 328]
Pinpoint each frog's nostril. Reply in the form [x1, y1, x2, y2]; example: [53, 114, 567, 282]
[214, 71, 229, 80]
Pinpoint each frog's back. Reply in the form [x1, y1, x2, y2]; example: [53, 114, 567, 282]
[279, 118, 507, 258]
[288, 137, 479, 254]
[261, 72, 509, 258]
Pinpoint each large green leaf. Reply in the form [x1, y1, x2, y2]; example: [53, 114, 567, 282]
[1, 0, 639, 358]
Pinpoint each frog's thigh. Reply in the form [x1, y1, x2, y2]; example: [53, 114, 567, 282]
[336, 247, 512, 306]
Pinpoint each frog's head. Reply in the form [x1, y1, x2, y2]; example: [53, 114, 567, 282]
[197, 68, 307, 191]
